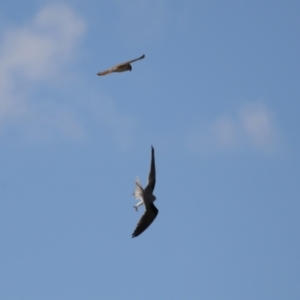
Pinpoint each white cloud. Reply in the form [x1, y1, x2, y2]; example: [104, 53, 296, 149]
[0, 4, 86, 140]
[0, 4, 85, 81]
[0, 4, 137, 147]
[187, 104, 279, 154]
[239, 104, 277, 151]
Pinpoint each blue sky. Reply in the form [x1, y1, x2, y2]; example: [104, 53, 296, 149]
[0, 1, 299, 299]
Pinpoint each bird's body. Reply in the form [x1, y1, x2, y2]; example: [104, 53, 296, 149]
[132, 146, 158, 238]
[97, 54, 145, 76]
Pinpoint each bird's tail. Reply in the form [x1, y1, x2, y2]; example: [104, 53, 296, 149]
[133, 177, 144, 199]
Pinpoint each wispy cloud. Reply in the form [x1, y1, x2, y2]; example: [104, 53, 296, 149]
[0, 4, 136, 147]
[0, 6, 85, 81]
[187, 103, 280, 154]
[0, 4, 86, 140]
[239, 104, 278, 151]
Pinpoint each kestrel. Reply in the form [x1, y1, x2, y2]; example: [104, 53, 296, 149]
[97, 54, 145, 76]
[132, 146, 158, 238]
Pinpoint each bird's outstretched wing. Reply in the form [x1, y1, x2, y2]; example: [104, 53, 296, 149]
[97, 55, 145, 76]
[145, 146, 155, 193]
[132, 203, 158, 238]
[116, 54, 145, 66]
[97, 69, 114, 76]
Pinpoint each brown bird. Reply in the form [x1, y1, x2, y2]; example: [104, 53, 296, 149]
[132, 146, 158, 238]
[97, 54, 145, 76]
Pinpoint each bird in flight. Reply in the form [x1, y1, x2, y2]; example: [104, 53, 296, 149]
[132, 146, 158, 238]
[97, 54, 145, 76]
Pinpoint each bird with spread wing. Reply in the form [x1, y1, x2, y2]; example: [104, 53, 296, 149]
[97, 54, 145, 76]
[132, 146, 158, 238]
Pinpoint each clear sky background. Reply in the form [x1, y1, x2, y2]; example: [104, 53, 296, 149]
[0, 1, 299, 299]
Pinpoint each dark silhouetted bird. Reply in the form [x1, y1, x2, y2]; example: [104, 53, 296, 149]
[132, 146, 158, 238]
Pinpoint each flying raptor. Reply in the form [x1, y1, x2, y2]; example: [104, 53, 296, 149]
[97, 54, 145, 76]
[132, 146, 158, 238]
